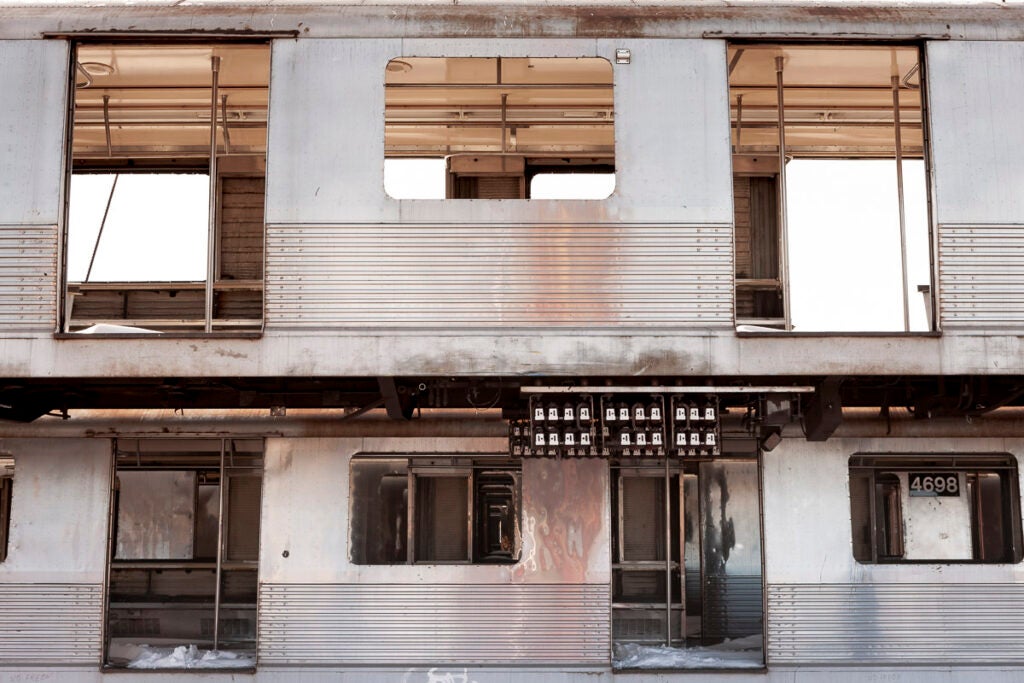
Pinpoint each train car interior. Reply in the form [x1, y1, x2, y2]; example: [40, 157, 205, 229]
[65, 43, 269, 333]
[729, 44, 931, 332]
[610, 434, 764, 669]
[384, 56, 614, 199]
[105, 438, 262, 669]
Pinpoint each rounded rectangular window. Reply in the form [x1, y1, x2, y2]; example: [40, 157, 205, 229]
[384, 57, 615, 199]
[849, 455, 1024, 564]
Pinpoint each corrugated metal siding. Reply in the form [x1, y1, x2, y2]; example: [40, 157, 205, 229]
[938, 224, 1024, 327]
[266, 224, 732, 327]
[704, 575, 763, 641]
[0, 583, 103, 664]
[768, 583, 1024, 664]
[258, 583, 610, 664]
[0, 225, 57, 331]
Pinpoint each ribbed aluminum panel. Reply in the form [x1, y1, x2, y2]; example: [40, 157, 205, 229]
[704, 575, 763, 641]
[768, 583, 1024, 664]
[266, 224, 732, 327]
[0, 225, 57, 331]
[938, 224, 1024, 327]
[0, 583, 103, 664]
[258, 583, 610, 664]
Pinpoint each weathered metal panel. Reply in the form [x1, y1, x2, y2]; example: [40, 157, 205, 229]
[928, 41, 1024, 226]
[0, 583, 103, 665]
[0, 40, 67, 226]
[0, 438, 111, 583]
[938, 224, 1024, 327]
[258, 583, 610, 665]
[597, 38, 733, 226]
[266, 223, 733, 327]
[265, 38, 402, 226]
[516, 458, 610, 584]
[768, 583, 1024, 664]
[0, 225, 57, 332]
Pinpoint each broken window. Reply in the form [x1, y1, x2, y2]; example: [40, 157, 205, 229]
[349, 457, 520, 565]
[106, 439, 262, 670]
[65, 43, 269, 333]
[0, 454, 12, 563]
[384, 57, 614, 199]
[729, 45, 932, 331]
[850, 455, 1024, 563]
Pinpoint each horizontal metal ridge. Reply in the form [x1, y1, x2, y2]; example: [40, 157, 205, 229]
[0, 583, 103, 665]
[266, 222, 733, 328]
[768, 583, 1024, 665]
[258, 583, 610, 665]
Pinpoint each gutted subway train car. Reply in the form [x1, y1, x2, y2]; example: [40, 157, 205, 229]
[3, 2, 1024, 682]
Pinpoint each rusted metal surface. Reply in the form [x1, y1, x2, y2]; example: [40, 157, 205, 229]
[3, 4, 1024, 41]
[515, 457, 610, 583]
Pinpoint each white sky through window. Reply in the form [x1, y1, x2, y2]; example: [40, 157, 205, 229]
[68, 174, 209, 282]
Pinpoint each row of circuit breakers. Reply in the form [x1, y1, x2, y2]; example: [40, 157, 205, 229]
[510, 394, 721, 458]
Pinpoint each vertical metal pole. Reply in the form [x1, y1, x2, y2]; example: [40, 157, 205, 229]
[734, 95, 743, 154]
[100, 441, 119, 666]
[665, 459, 672, 647]
[500, 93, 508, 154]
[205, 56, 221, 333]
[775, 56, 793, 331]
[891, 54, 911, 333]
[220, 94, 232, 155]
[102, 94, 113, 157]
[213, 438, 226, 650]
[85, 174, 119, 282]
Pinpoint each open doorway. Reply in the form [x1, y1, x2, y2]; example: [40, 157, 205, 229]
[611, 453, 763, 670]
[105, 439, 262, 670]
[730, 44, 932, 332]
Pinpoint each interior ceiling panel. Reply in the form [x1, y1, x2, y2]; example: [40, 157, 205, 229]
[73, 43, 270, 157]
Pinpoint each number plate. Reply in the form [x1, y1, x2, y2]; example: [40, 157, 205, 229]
[908, 472, 960, 497]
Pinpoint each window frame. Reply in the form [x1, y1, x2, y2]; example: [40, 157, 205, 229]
[61, 40, 270, 335]
[0, 457, 12, 563]
[728, 41, 938, 333]
[383, 55, 616, 201]
[849, 454, 1024, 565]
[349, 456, 522, 566]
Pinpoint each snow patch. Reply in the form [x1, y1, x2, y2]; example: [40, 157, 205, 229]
[75, 323, 160, 334]
[613, 634, 764, 670]
[126, 644, 254, 669]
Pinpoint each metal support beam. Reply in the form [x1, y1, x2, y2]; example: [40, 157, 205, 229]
[804, 377, 843, 442]
[378, 377, 413, 420]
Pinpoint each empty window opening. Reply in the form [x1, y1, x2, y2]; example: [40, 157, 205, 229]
[384, 57, 614, 199]
[0, 454, 13, 563]
[850, 455, 1024, 564]
[729, 45, 932, 331]
[349, 457, 520, 565]
[106, 439, 263, 670]
[66, 43, 269, 334]
[612, 455, 763, 670]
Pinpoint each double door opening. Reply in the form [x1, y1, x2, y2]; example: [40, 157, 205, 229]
[611, 459, 764, 669]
